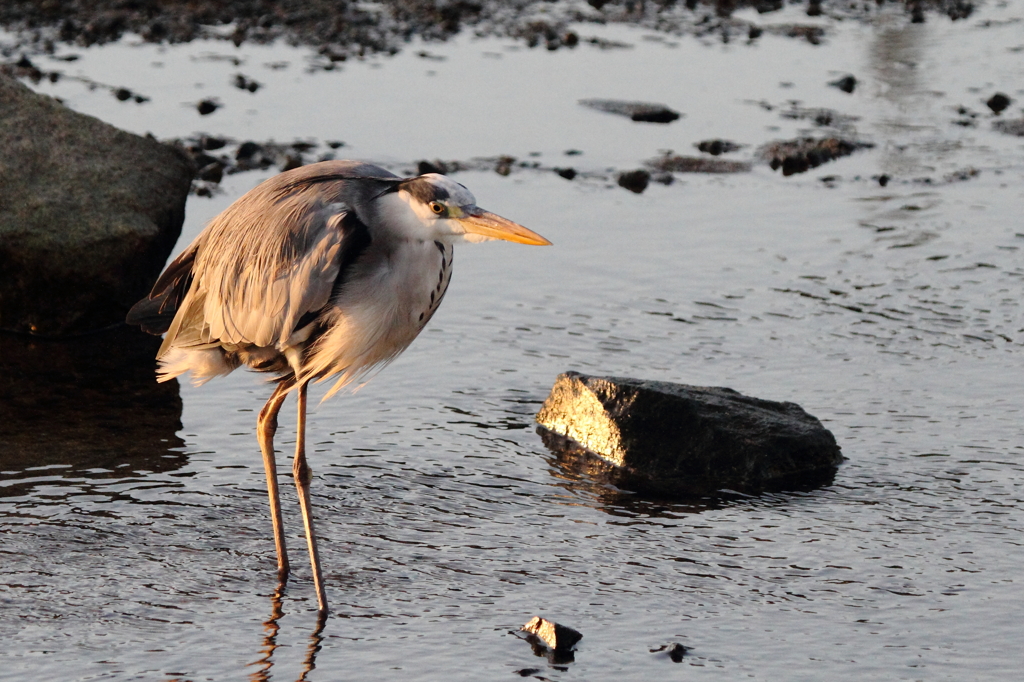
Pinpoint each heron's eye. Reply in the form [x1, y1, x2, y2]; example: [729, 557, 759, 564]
[429, 201, 445, 216]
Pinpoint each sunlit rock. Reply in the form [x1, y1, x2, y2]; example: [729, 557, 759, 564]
[520, 616, 583, 652]
[537, 372, 843, 496]
[0, 73, 192, 336]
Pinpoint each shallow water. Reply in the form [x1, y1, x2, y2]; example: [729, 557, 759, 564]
[3, 4, 1024, 680]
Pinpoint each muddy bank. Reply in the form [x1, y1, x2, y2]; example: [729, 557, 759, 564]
[0, 0, 980, 56]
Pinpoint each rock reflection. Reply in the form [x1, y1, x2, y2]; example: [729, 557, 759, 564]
[249, 585, 325, 682]
[868, 19, 931, 177]
[0, 326, 185, 490]
[540, 428, 837, 515]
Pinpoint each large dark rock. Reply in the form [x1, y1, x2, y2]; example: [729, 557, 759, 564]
[536, 372, 843, 496]
[0, 73, 193, 336]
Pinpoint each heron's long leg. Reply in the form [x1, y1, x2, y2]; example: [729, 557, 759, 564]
[257, 378, 295, 581]
[292, 381, 328, 615]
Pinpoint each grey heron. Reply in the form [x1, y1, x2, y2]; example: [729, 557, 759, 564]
[127, 160, 550, 617]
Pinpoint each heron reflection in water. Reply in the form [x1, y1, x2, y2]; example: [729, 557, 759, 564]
[128, 160, 550, 617]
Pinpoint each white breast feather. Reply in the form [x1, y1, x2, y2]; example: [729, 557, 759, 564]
[301, 238, 450, 398]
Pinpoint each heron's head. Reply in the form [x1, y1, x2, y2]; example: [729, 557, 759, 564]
[379, 173, 551, 246]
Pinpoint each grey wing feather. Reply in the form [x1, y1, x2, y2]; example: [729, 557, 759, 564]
[158, 161, 396, 358]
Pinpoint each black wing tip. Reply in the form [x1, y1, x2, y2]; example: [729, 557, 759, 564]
[126, 297, 172, 335]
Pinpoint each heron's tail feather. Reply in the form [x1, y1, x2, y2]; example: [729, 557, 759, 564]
[127, 241, 199, 335]
[157, 347, 238, 386]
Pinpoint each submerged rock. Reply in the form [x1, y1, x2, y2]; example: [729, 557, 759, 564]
[759, 137, 872, 176]
[579, 98, 681, 123]
[536, 372, 843, 496]
[647, 153, 751, 174]
[695, 139, 744, 156]
[993, 118, 1024, 136]
[0, 73, 192, 336]
[650, 643, 689, 662]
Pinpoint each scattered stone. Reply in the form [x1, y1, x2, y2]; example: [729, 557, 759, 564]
[579, 98, 681, 123]
[952, 105, 979, 127]
[235, 140, 263, 161]
[877, 173, 890, 187]
[114, 87, 132, 101]
[986, 92, 1011, 114]
[647, 154, 752, 174]
[564, 149, 583, 156]
[993, 118, 1024, 136]
[618, 169, 651, 193]
[280, 154, 303, 171]
[947, 1, 974, 20]
[944, 167, 979, 183]
[763, 24, 825, 45]
[0, 73, 192, 335]
[196, 98, 219, 115]
[520, 616, 583, 652]
[555, 167, 577, 180]
[536, 372, 843, 496]
[760, 137, 872, 176]
[202, 135, 227, 150]
[417, 159, 448, 175]
[196, 160, 224, 183]
[696, 139, 743, 156]
[233, 73, 261, 92]
[513, 669, 543, 677]
[780, 105, 859, 130]
[650, 643, 689, 662]
[829, 74, 857, 93]
[495, 155, 516, 176]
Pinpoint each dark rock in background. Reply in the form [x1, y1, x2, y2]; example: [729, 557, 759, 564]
[829, 74, 857, 93]
[536, 372, 843, 496]
[617, 169, 651, 193]
[759, 137, 872, 176]
[986, 92, 1011, 114]
[196, 98, 220, 115]
[579, 98, 682, 123]
[695, 139, 744, 156]
[0, 74, 193, 336]
[648, 153, 752, 174]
